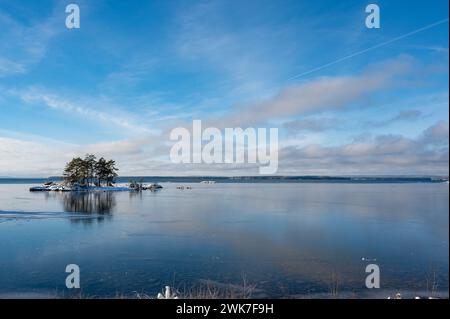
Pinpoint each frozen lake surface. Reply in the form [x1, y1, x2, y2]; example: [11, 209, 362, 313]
[0, 182, 448, 298]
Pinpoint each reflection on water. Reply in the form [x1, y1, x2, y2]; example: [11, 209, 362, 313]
[0, 183, 448, 298]
[128, 190, 143, 200]
[62, 192, 116, 225]
[61, 192, 116, 214]
[36, 191, 117, 225]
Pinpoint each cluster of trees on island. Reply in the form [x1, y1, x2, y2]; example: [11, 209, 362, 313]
[63, 154, 118, 187]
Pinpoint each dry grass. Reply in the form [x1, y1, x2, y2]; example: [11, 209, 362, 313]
[181, 276, 256, 299]
[426, 269, 439, 298]
[126, 275, 256, 299]
[329, 271, 340, 298]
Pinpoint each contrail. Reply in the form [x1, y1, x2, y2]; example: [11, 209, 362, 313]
[287, 18, 449, 81]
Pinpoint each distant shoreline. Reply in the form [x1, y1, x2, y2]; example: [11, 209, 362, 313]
[0, 176, 448, 184]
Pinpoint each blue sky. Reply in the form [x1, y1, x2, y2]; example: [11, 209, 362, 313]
[0, 0, 448, 176]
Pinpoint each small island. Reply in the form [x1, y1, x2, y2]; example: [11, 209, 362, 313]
[29, 154, 162, 192]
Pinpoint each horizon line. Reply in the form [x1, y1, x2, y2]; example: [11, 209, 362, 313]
[1, 175, 448, 179]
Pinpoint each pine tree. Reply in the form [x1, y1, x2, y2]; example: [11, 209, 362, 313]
[63, 155, 119, 187]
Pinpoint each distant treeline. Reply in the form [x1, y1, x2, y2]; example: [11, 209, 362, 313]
[13, 175, 447, 185]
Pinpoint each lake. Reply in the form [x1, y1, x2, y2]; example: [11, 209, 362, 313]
[0, 182, 448, 298]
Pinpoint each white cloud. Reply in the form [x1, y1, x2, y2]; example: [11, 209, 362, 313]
[0, 57, 26, 76]
[82, 138, 149, 156]
[212, 55, 416, 127]
[421, 121, 449, 145]
[174, 0, 297, 102]
[283, 117, 343, 133]
[0, 133, 158, 177]
[0, 136, 71, 177]
[11, 87, 160, 136]
[0, 122, 447, 177]
[279, 122, 449, 175]
[0, 5, 61, 76]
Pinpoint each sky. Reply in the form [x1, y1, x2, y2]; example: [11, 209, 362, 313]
[0, 0, 448, 177]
